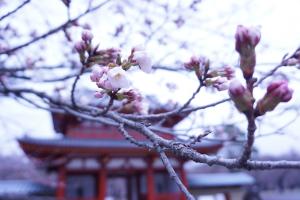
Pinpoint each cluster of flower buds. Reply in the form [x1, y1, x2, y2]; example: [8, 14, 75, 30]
[89, 45, 153, 110]
[204, 66, 235, 91]
[121, 89, 148, 114]
[206, 77, 229, 91]
[228, 79, 254, 113]
[130, 45, 152, 73]
[122, 89, 142, 102]
[81, 31, 93, 43]
[283, 48, 300, 66]
[229, 25, 294, 116]
[184, 56, 236, 91]
[74, 31, 94, 64]
[90, 65, 131, 92]
[229, 79, 293, 116]
[75, 31, 120, 67]
[213, 66, 235, 80]
[87, 48, 120, 68]
[184, 56, 210, 79]
[255, 80, 293, 116]
[235, 25, 261, 80]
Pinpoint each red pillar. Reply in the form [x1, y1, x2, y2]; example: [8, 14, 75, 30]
[98, 157, 108, 200]
[146, 156, 155, 200]
[56, 165, 66, 200]
[180, 161, 188, 200]
[224, 192, 231, 200]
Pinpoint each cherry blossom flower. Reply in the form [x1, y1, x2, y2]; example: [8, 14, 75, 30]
[132, 45, 152, 73]
[96, 77, 113, 90]
[107, 67, 131, 89]
[90, 66, 109, 82]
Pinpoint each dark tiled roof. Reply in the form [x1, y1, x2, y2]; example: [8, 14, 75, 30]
[20, 137, 140, 148]
[19, 137, 221, 149]
[0, 180, 55, 196]
[19, 137, 222, 160]
[188, 172, 255, 189]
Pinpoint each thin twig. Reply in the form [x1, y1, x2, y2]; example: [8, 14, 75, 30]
[71, 66, 85, 107]
[0, 0, 31, 21]
[186, 130, 211, 147]
[100, 92, 117, 115]
[0, 0, 112, 55]
[177, 83, 202, 113]
[255, 63, 284, 86]
[118, 123, 153, 149]
[121, 98, 230, 121]
[156, 146, 195, 200]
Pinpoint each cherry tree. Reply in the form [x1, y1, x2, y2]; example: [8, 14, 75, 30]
[1, 1, 300, 199]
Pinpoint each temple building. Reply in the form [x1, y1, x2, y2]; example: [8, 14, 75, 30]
[16, 106, 254, 200]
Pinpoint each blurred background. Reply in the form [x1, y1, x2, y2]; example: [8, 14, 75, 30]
[1, 0, 300, 200]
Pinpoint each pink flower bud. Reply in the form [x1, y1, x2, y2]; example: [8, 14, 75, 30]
[255, 80, 293, 116]
[123, 89, 142, 102]
[229, 80, 246, 95]
[212, 77, 228, 91]
[74, 41, 86, 53]
[90, 66, 108, 82]
[184, 56, 199, 70]
[228, 80, 253, 113]
[266, 80, 293, 102]
[97, 79, 113, 90]
[184, 56, 209, 80]
[214, 66, 235, 80]
[82, 23, 91, 30]
[235, 25, 261, 80]
[81, 31, 93, 42]
[184, 56, 209, 72]
[106, 48, 120, 57]
[235, 25, 261, 54]
[94, 91, 105, 98]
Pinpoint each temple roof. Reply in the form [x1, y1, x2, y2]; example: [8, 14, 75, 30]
[18, 137, 222, 157]
[0, 180, 55, 197]
[187, 172, 255, 189]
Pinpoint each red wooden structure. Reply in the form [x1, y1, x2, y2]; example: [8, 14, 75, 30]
[19, 110, 222, 200]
